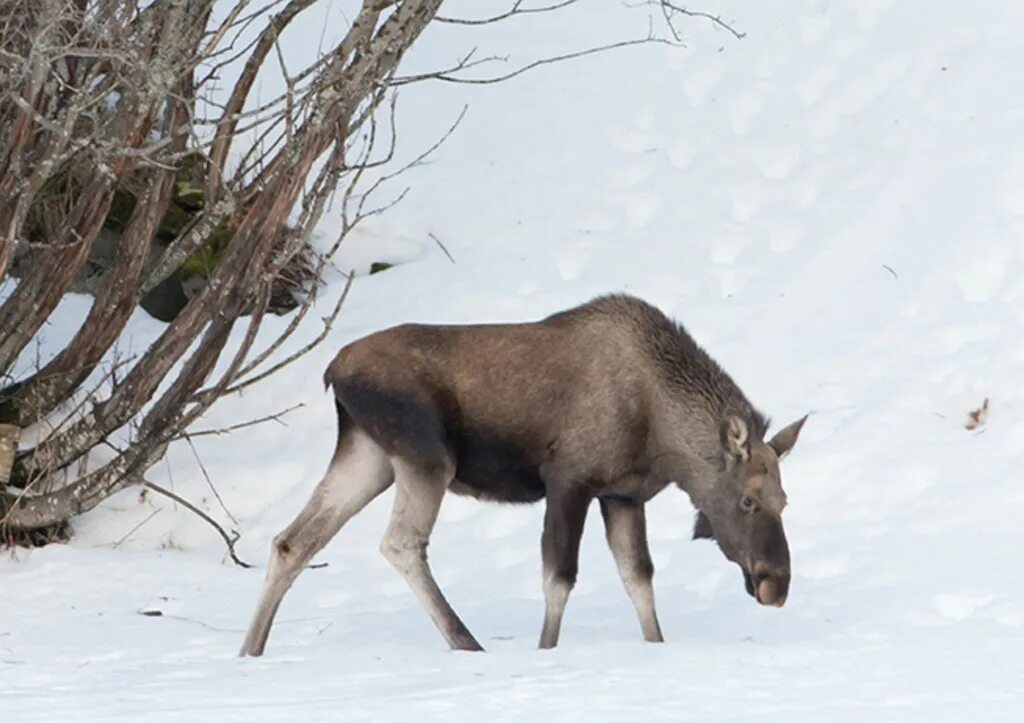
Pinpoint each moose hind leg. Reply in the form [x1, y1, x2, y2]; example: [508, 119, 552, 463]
[240, 428, 393, 657]
[538, 487, 591, 649]
[600, 498, 664, 643]
[379, 458, 483, 652]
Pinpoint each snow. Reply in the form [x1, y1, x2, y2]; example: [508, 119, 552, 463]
[3, 1, 1024, 720]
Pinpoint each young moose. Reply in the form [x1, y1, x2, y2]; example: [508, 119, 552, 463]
[240, 294, 807, 655]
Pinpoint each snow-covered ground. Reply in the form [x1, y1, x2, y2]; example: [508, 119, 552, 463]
[3, 1, 1024, 720]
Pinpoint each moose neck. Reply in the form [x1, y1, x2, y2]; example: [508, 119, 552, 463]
[647, 415, 723, 505]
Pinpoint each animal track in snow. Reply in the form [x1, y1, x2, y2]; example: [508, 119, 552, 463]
[751, 146, 801, 181]
[668, 140, 694, 172]
[608, 105, 663, 160]
[934, 592, 994, 621]
[799, 13, 831, 45]
[709, 233, 745, 265]
[716, 268, 748, 298]
[683, 59, 724, 106]
[608, 126, 661, 155]
[954, 245, 1014, 302]
[766, 220, 802, 252]
[314, 590, 354, 609]
[797, 64, 837, 106]
[555, 241, 590, 281]
[730, 184, 766, 224]
[607, 164, 652, 191]
[632, 107, 656, 131]
[934, 321, 1002, 354]
[623, 192, 662, 228]
[999, 151, 1024, 222]
[729, 91, 763, 136]
[800, 554, 851, 580]
[839, 57, 908, 116]
[572, 213, 617, 234]
[1007, 422, 1024, 457]
[789, 180, 820, 209]
[807, 96, 844, 139]
[1002, 274, 1024, 308]
[855, 0, 897, 29]
[875, 462, 939, 506]
[990, 603, 1024, 628]
[688, 569, 726, 600]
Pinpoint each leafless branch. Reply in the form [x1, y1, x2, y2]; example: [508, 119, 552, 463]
[435, 0, 578, 25]
[180, 403, 305, 440]
[638, 1, 746, 41]
[391, 36, 679, 86]
[224, 272, 354, 395]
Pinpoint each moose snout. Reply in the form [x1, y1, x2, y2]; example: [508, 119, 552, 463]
[751, 562, 790, 608]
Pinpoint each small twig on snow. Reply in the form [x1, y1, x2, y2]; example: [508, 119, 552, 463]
[142, 480, 252, 568]
[112, 509, 161, 549]
[428, 232, 455, 264]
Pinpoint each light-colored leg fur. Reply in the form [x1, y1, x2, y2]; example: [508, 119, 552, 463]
[379, 459, 483, 651]
[600, 499, 664, 643]
[539, 574, 572, 649]
[239, 429, 393, 657]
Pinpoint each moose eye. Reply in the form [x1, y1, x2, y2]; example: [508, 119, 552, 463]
[740, 495, 758, 513]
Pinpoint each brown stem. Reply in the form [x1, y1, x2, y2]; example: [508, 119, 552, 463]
[5, 0, 447, 527]
[0, 157, 178, 427]
[205, 0, 319, 205]
[0, 173, 120, 373]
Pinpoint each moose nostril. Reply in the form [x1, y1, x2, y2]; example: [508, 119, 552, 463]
[751, 563, 790, 607]
[752, 564, 775, 586]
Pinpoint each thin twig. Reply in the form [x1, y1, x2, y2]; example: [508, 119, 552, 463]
[112, 509, 160, 549]
[428, 232, 455, 264]
[181, 403, 305, 439]
[436, 0, 577, 25]
[183, 436, 238, 525]
[142, 480, 252, 568]
[391, 37, 678, 86]
[136, 611, 245, 634]
[643, 1, 746, 40]
[224, 273, 354, 394]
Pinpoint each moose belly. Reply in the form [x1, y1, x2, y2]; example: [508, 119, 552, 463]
[449, 434, 546, 503]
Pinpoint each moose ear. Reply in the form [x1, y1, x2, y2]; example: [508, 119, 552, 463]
[768, 414, 808, 459]
[692, 511, 714, 540]
[721, 415, 750, 463]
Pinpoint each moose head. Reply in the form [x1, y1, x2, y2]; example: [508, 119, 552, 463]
[693, 415, 807, 607]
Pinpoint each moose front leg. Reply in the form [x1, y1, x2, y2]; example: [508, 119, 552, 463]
[539, 486, 591, 649]
[599, 498, 664, 643]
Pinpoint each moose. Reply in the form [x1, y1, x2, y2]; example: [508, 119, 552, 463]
[240, 294, 807, 655]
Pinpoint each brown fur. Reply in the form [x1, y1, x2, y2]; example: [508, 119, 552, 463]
[240, 294, 807, 656]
